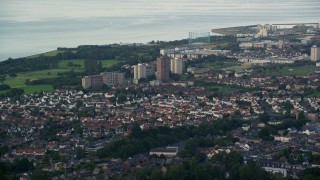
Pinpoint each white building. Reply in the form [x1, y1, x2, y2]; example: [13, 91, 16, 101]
[149, 147, 178, 157]
[311, 45, 320, 61]
[160, 48, 174, 56]
[170, 58, 184, 75]
[133, 64, 146, 80]
[257, 28, 268, 37]
[273, 135, 291, 142]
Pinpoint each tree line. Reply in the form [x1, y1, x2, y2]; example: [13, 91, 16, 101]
[97, 119, 243, 159]
[0, 44, 160, 76]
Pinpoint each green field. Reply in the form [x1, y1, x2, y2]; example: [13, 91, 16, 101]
[58, 59, 118, 69]
[223, 65, 249, 71]
[307, 91, 320, 97]
[0, 90, 9, 95]
[2, 59, 120, 94]
[207, 85, 225, 91]
[101, 59, 119, 68]
[256, 65, 320, 76]
[280, 66, 320, 75]
[58, 59, 85, 70]
[3, 69, 71, 94]
[22, 85, 54, 94]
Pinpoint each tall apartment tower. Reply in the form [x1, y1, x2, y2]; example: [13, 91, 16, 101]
[156, 56, 170, 81]
[100, 72, 125, 86]
[82, 72, 125, 89]
[311, 45, 320, 61]
[82, 75, 103, 89]
[170, 58, 184, 75]
[134, 64, 146, 80]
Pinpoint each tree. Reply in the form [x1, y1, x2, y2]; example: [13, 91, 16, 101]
[302, 167, 320, 180]
[109, 97, 117, 103]
[6, 88, 24, 97]
[117, 94, 127, 102]
[8, 73, 17, 77]
[0, 75, 6, 84]
[67, 61, 74, 67]
[150, 170, 163, 180]
[30, 170, 50, 180]
[0, 146, 8, 156]
[298, 111, 306, 120]
[0, 84, 10, 91]
[259, 113, 270, 123]
[14, 158, 34, 173]
[84, 60, 99, 74]
[76, 148, 86, 159]
[25, 79, 30, 85]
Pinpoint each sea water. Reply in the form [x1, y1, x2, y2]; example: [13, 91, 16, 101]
[0, 0, 319, 60]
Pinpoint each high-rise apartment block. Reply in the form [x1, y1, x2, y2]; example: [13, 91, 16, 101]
[156, 56, 170, 81]
[133, 64, 147, 80]
[100, 72, 125, 86]
[82, 75, 103, 89]
[311, 45, 320, 61]
[146, 66, 156, 77]
[82, 72, 125, 89]
[170, 58, 184, 75]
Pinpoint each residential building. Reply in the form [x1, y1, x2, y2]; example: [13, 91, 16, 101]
[101, 72, 125, 86]
[160, 48, 174, 56]
[311, 45, 320, 61]
[258, 28, 268, 37]
[134, 64, 146, 80]
[82, 72, 125, 89]
[258, 160, 287, 177]
[156, 56, 170, 81]
[170, 58, 184, 75]
[149, 147, 178, 157]
[149, 80, 161, 86]
[146, 65, 156, 77]
[82, 75, 103, 89]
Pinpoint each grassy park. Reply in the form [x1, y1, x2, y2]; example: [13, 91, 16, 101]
[254, 65, 320, 76]
[1, 58, 120, 94]
[58, 59, 118, 69]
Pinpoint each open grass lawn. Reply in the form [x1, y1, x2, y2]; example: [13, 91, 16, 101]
[202, 61, 239, 70]
[224, 65, 249, 71]
[2, 58, 120, 94]
[0, 84, 53, 95]
[205, 84, 246, 96]
[3, 77, 26, 88]
[18, 69, 71, 80]
[58, 59, 118, 69]
[0, 90, 9, 95]
[179, 74, 190, 80]
[4, 69, 71, 87]
[207, 85, 225, 91]
[280, 66, 320, 76]
[101, 59, 119, 68]
[3, 69, 70, 94]
[58, 59, 85, 70]
[307, 91, 320, 97]
[256, 65, 320, 76]
[22, 85, 54, 94]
